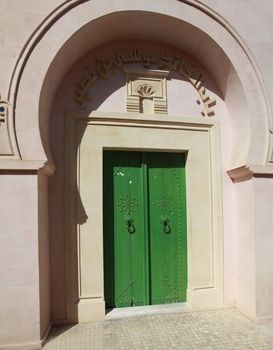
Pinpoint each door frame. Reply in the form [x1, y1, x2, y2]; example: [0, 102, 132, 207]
[65, 111, 223, 322]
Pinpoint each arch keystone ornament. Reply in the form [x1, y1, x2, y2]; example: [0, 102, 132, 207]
[125, 68, 169, 115]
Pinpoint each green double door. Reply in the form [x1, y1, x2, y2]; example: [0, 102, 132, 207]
[103, 151, 187, 309]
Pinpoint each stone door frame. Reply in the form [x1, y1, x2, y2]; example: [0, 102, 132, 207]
[65, 111, 224, 322]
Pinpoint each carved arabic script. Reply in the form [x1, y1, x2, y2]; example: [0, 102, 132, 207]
[75, 48, 216, 117]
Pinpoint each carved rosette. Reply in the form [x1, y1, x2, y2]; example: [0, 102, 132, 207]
[136, 84, 155, 98]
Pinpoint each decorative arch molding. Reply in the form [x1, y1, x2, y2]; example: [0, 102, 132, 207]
[3, 0, 272, 170]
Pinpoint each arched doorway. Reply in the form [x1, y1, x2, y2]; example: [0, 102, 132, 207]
[59, 39, 224, 322]
[9, 0, 271, 332]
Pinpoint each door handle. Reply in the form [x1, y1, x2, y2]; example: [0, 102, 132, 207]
[161, 216, 171, 234]
[126, 218, 135, 234]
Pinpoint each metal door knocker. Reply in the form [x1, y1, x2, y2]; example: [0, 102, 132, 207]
[161, 216, 171, 234]
[126, 218, 135, 233]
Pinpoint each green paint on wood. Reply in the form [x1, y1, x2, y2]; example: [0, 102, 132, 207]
[103, 151, 187, 309]
[147, 152, 187, 304]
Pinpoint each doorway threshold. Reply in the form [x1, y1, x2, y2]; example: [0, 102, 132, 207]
[105, 302, 191, 320]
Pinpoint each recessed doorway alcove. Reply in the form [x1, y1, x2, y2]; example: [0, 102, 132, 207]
[64, 109, 223, 322]
[45, 35, 227, 322]
[48, 34, 230, 323]
[42, 6, 268, 327]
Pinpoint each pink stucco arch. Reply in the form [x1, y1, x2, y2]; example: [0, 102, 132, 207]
[9, 0, 271, 168]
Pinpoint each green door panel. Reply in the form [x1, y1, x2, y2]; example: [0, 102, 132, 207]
[147, 152, 187, 304]
[103, 151, 147, 308]
[103, 151, 187, 309]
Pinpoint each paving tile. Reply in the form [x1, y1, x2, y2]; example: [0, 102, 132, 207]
[43, 308, 273, 350]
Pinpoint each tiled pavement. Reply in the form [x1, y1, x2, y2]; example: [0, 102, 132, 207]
[43, 308, 273, 349]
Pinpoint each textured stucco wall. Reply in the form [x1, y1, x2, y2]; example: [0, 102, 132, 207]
[203, 0, 273, 117]
[0, 174, 41, 348]
[0, 0, 63, 97]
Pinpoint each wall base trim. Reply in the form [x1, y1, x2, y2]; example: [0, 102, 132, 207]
[78, 298, 105, 322]
[0, 341, 42, 350]
[41, 322, 52, 348]
[0, 322, 52, 350]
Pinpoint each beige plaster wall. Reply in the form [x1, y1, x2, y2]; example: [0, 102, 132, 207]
[0, 172, 51, 348]
[233, 180, 256, 318]
[232, 176, 273, 322]
[203, 0, 273, 123]
[38, 173, 51, 338]
[0, 174, 41, 348]
[222, 170, 236, 306]
[0, 0, 63, 98]
[254, 177, 273, 321]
